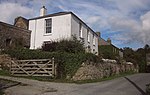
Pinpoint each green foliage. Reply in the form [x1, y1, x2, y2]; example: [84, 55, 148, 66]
[123, 44, 150, 73]
[42, 37, 85, 53]
[2, 48, 52, 59]
[2, 48, 100, 79]
[123, 47, 136, 63]
[98, 45, 118, 59]
[0, 70, 10, 76]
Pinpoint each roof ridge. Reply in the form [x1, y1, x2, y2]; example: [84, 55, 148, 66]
[29, 11, 72, 20]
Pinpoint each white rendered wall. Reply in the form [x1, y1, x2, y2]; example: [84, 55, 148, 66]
[71, 15, 98, 55]
[29, 14, 71, 49]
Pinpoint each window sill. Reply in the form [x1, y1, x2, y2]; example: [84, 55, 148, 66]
[43, 33, 52, 36]
[79, 37, 84, 39]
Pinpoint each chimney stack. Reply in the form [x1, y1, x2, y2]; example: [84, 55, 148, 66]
[96, 32, 101, 38]
[40, 6, 47, 16]
[107, 38, 111, 44]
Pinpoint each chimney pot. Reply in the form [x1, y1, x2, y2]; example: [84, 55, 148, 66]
[40, 6, 47, 16]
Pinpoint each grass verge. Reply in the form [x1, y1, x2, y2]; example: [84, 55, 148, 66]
[0, 70, 11, 76]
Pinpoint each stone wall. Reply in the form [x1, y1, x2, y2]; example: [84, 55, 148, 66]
[14, 16, 29, 30]
[72, 60, 139, 81]
[0, 21, 31, 49]
[0, 54, 12, 70]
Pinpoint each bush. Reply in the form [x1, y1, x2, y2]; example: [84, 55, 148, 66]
[42, 37, 85, 53]
[42, 41, 58, 52]
[2, 48, 52, 60]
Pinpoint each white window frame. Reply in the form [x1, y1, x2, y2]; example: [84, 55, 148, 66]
[45, 18, 52, 34]
[87, 29, 90, 43]
[79, 23, 83, 38]
[93, 34, 96, 45]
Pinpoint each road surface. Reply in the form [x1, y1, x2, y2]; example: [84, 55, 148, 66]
[0, 73, 150, 95]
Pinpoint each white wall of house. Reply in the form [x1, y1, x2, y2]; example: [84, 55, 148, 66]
[71, 15, 98, 54]
[29, 13, 98, 55]
[29, 14, 71, 49]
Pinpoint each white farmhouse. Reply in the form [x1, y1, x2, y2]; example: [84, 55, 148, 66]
[29, 6, 99, 55]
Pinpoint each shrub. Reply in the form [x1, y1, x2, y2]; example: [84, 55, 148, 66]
[42, 41, 58, 52]
[42, 37, 85, 53]
[2, 48, 52, 60]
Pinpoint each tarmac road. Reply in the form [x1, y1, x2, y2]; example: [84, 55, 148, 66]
[67, 73, 150, 95]
[0, 73, 150, 95]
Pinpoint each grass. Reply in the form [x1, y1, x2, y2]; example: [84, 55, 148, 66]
[0, 70, 10, 76]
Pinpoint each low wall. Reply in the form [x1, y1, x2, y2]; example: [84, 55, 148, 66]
[72, 60, 139, 81]
[0, 54, 12, 70]
[0, 55, 139, 81]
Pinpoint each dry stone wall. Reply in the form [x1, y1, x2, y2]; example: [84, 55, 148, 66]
[72, 59, 139, 81]
[0, 54, 139, 81]
[0, 54, 12, 70]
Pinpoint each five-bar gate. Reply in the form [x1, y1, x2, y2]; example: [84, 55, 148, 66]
[10, 58, 56, 77]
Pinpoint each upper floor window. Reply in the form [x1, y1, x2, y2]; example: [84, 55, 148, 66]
[79, 23, 83, 38]
[93, 34, 96, 45]
[87, 29, 90, 43]
[45, 18, 52, 34]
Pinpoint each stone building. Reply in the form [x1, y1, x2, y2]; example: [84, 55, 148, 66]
[14, 16, 29, 29]
[0, 21, 31, 49]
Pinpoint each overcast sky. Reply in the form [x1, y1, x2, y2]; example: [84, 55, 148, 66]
[0, 0, 150, 49]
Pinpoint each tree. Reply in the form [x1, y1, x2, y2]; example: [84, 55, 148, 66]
[123, 47, 136, 63]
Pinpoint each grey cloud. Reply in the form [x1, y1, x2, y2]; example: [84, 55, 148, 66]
[0, 2, 34, 24]
[0, 0, 150, 48]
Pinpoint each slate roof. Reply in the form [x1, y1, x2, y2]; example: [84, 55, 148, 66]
[29, 12, 98, 36]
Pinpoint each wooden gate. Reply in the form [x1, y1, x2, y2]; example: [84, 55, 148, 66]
[10, 58, 56, 77]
